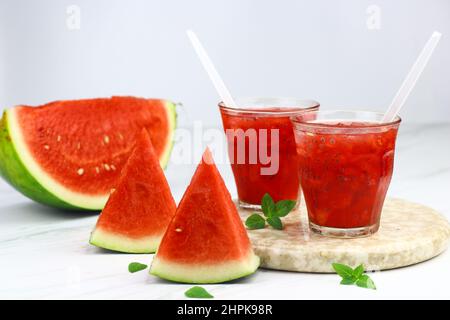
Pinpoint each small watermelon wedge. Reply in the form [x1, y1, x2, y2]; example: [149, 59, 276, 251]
[0, 96, 176, 210]
[150, 148, 260, 283]
[89, 129, 176, 253]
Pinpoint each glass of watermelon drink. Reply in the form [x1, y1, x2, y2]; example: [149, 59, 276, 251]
[291, 110, 401, 238]
[219, 98, 320, 210]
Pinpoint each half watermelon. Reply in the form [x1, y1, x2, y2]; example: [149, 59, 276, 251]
[90, 129, 176, 253]
[150, 148, 260, 283]
[0, 96, 176, 210]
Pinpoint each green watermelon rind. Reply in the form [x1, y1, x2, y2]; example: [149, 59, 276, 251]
[89, 228, 162, 253]
[0, 100, 177, 211]
[150, 252, 260, 284]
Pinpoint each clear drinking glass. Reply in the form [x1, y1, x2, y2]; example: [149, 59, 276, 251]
[219, 97, 320, 210]
[291, 110, 401, 238]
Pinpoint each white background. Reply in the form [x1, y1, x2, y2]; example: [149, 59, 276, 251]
[0, 0, 449, 125]
[1, 0, 450, 300]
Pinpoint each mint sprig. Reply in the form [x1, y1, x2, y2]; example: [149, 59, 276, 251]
[128, 262, 148, 273]
[185, 286, 214, 299]
[245, 193, 296, 230]
[332, 263, 376, 290]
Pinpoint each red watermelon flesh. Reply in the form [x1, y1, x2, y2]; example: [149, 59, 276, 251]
[0, 96, 176, 210]
[16, 97, 170, 195]
[150, 148, 260, 283]
[89, 129, 176, 253]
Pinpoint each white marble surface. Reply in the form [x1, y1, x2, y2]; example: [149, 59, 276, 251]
[0, 123, 450, 300]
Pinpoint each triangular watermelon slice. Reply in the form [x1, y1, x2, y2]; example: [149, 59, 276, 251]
[150, 148, 260, 283]
[89, 129, 176, 253]
[0, 96, 176, 210]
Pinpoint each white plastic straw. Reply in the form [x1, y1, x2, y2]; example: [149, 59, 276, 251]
[186, 30, 237, 108]
[382, 31, 442, 122]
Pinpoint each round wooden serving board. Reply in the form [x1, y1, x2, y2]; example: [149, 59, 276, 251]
[238, 198, 450, 273]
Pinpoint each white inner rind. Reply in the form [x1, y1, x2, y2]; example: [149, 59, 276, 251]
[159, 101, 177, 168]
[90, 227, 162, 253]
[7, 101, 176, 210]
[150, 251, 260, 283]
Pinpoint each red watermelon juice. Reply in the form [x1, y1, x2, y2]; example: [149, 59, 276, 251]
[219, 98, 320, 210]
[291, 110, 401, 238]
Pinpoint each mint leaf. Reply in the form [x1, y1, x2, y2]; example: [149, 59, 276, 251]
[267, 216, 283, 230]
[340, 278, 356, 285]
[185, 286, 214, 299]
[356, 275, 377, 290]
[128, 262, 148, 273]
[353, 264, 364, 279]
[332, 263, 354, 280]
[332, 263, 377, 290]
[274, 200, 296, 217]
[261, 193, 275, 217]
[245, 214, 266, 229]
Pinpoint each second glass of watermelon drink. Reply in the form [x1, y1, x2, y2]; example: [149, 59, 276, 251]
[219, 98, 320, 210]
[291, 110, 401, 238]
